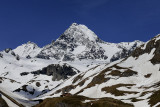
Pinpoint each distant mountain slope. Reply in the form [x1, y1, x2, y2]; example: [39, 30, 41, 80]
[13, 41, 41, 58]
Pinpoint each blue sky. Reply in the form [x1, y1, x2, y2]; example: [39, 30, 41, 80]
[0, 0, 160, 50]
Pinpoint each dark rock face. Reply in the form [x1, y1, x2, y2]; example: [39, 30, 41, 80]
[20, 72, 29, 76]
[31, 64, 79, 81]
[150, 39, 160, 64]
[63, 54, 75, 61]
[110, 42, 141, 62]
[11, 51, 16, 56]
[131, 48, 144, 58]
[77, 46, 108, 60]
[132, 35, 160, 64]
[0, 53, 3, 58]
[26, 55, 31, 59]
[36, 54, 50, 59]
[16, 55, 20, 61]
[4, 48, 12, 53]
[111, 49, 131, 62]
[14, 85, 35, 95]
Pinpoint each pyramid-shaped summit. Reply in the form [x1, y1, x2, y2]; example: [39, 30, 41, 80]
[36, 23, 108, 61]
[62, 23, 100, 42]
[34, 23, 143, 61]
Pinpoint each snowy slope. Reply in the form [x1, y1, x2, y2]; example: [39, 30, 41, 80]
[0, 23, 145, 107]
[0, 48, 107, 106]
[2, 95, 18, 107]
[99, 40, 143, 62]
[13, 41, 42, 58]
[36, 34, 160, 107]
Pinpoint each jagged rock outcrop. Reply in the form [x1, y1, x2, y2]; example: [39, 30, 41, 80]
[4, 48, 12, 53]
[0, 53, 3, 58]
[30, 64, 79, 81]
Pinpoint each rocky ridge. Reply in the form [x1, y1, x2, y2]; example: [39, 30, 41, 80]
[13, 23, 144, 62]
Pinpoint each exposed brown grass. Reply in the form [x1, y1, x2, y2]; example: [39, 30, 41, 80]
[75, 67, 112, 95]
[86, 67, 112, 88]
[77, 78, 89, 87]
[149, 89, 160, 106]
[144, 73, 152, 78]
[75, 65, 137, 95]
[129, 98, 143, 102]
[50, 64, 137, 99]
[140, 91, 152, 97]
[102, 84, 137, 96]
[54, 85, 76, 95]
[0, 90, 24, 107]
[34, 95, 133, 107]
[72, 74, 84, 84]
[108, 65, 137, 77]
[109, 70, 121, 76]
[36, 82, 41, 87]
[0, 77, 21, 84]
[0, 97, 9, 107]
[91, 97, 133, 107]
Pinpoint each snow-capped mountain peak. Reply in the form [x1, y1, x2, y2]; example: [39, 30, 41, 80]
[64, 23, 98, 42]
[37, 23, 109, 61]
[36, 23, 144, 61]
[13, 41, 41, 58]
[0, 23, 152, 107]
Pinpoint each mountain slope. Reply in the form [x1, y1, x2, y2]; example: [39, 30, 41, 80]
[36, 23, 144, 62]
[0, 48, 106, 106]
[0, 23, 145, 107]
[10, 23, 143, 63]
[36, 34, 160, 107]
[13, 41, 41, 58]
